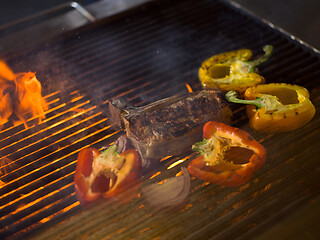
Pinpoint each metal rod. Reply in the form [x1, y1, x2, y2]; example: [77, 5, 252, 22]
[0, 1, 96, 32]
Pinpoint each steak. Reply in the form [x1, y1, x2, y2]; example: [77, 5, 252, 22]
[108, 90, 231, 169]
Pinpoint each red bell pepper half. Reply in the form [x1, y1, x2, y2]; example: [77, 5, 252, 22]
[74, 145, 141, 206]
[188, 121, 266, 187]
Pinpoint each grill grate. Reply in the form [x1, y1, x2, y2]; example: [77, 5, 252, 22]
[1, 0, 320, 239]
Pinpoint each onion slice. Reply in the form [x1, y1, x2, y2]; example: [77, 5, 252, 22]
[141, 167, 191, 210]
[111, 135, 159, 175]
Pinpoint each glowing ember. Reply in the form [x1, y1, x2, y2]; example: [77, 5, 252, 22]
[185, 83, 193, 93]
[0, 61, 48, 129]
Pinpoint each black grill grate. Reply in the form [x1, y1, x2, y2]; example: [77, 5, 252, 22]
[0, 0, 320, 239]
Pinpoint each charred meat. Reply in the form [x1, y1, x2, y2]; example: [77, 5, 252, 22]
[108, 90, 232, 164]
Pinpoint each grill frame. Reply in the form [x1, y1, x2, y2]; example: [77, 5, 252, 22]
[0, 0, 319, 239]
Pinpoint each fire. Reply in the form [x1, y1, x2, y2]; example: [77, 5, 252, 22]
[0, 60, 15, 80]
[0, 157, 17, 176]
[0, 61, 48, 129]
[0, 88, 12, 126]
[14, 72, 48, 127]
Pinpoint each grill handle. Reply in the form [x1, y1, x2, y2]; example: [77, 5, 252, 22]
[0, 0, 156, 58]
[0, 1, 95, 33]
[0, 2, 96, 58]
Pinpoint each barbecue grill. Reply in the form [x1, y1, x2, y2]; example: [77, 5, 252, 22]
[1, 0, 319, 239]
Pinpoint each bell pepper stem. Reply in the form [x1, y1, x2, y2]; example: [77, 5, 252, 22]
[192, 138, 208, 155]
[101, 144, 119, 156]
[246, 45, 273, 72]
[226, 90, 264, 109]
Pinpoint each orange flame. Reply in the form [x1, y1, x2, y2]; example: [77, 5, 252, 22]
[0, 60, 15, 80]
[14, 72, 48, 127]
[0, 157, 17, 176]
[0, 61, 48, 129]
[0, 89, 12, 126]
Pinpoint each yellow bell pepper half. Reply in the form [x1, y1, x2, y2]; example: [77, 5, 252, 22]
[199, 45, 273, 94]
[226, 83, 316, 133]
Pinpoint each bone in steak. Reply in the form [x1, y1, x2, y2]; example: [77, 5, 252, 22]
[108, 90, 231, 167]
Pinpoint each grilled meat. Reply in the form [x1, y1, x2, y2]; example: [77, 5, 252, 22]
[108, 90, 232, 167]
